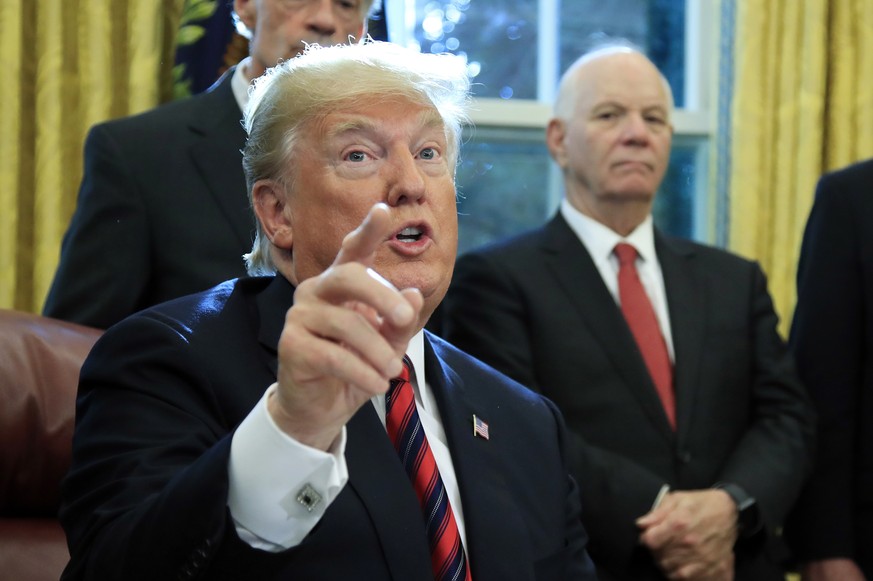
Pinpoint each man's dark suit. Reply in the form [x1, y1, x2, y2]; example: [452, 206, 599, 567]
[786, 159, 873, 576]
[442, 213, 815, 579]
[43, 69, 253, 330]
[59, 275, 595, 580]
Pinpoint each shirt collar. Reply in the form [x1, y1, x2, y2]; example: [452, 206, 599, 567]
[404, 331, 426, 389]
[231, 57, 253, 114]
[560, 198, 657, 263]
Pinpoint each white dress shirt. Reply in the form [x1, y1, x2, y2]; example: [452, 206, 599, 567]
[227, 330, 468, 552]
[230, 57, 252, 112]
[560, 199, 675, 361]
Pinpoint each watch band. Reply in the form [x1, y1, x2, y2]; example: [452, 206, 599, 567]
[715, 482, 762, 537]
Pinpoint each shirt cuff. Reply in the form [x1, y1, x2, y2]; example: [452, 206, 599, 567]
[228, 383, 349, 551]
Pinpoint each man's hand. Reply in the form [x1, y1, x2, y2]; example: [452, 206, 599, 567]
[636, 489, 738, 580]
[268, 203, 424, 450]
[801, 558, 867, 581]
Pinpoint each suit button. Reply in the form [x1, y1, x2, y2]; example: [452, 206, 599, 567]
[677, 450, 692, 463]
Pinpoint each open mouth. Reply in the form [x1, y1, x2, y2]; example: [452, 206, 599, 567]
[396, 226, 425, 243]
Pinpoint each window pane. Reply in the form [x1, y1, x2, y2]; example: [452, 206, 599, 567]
[412, 0, 539, 99]
[558, 0, 686, 107]
[653, 136, 707, 239]
[456, 127, 552, 254]
[455, 129, 706, 254]
[404, 0, 686, 105]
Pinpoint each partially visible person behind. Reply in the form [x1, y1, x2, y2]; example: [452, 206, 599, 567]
[786, 158, 873, 581]
[442, 43, 815, 580]
[43, 0, 373, 329]
[59, 41, 596, 580]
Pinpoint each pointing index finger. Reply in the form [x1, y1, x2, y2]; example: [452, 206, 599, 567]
[334, 203, 393, 268]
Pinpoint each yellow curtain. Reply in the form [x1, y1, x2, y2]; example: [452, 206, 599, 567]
[0, 0, 184, 313]
[729, 0, 873, 335]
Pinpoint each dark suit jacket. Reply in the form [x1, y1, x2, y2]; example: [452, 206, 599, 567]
[59, 275, 595, 580]
[43, 69, 253, 330]
[442, 213, 815, 580]
[786, 159, 873, 576]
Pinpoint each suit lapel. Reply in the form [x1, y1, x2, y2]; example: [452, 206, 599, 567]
[424, 336, 532, 581]
[655, 233, 706, 446]
[345, 406, 434, 581]
[187, 69, 252, 249]
[541, 215, 675, 439]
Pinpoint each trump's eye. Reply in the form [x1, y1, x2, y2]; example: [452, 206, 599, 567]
[420, 147, 437, 160]
[346, 151, 367, 162]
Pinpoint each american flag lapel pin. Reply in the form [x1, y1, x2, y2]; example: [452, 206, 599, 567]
[472, 414, 490, 440]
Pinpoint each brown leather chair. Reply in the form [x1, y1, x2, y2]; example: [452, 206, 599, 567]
[0, 309, 102, 581]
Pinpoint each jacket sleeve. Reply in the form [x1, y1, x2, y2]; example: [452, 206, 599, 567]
[712, 261, 816, 533]
[60, 315, 253, 580]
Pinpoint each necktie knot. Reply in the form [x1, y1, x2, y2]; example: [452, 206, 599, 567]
[398, 355, 412, 383]
[614, 242, 638, 266]
[387, 356, 413, 407]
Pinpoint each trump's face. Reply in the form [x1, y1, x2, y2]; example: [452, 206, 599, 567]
[281, 98, 458, 323]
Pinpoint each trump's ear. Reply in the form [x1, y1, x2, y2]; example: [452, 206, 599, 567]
[545, 118, 568, 168]
[251, 179, 293, 251]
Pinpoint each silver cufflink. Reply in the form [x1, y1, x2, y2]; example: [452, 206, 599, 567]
[296, 483, 322, 512]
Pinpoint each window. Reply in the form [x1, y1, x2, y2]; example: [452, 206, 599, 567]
[387, 0, 715, 251]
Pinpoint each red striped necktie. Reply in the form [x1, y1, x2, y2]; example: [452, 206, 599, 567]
[385, 356, 472, 581]
[614, 243, 676, 429]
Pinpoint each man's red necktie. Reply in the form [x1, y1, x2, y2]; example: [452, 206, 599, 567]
[385, 356, 472, 581]
[614, 243, 676, 429]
